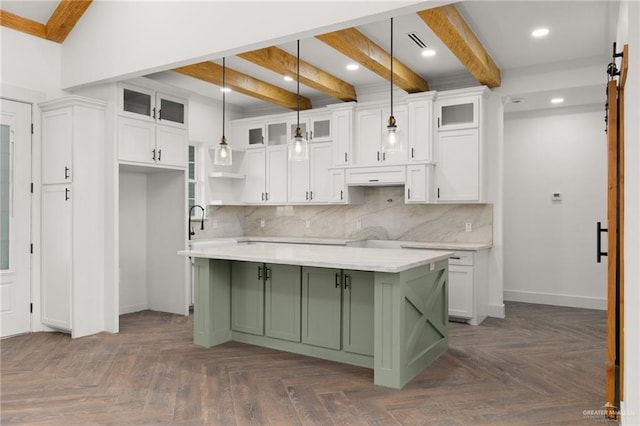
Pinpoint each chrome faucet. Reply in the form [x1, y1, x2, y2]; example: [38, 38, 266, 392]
[188, 204, 205, 240]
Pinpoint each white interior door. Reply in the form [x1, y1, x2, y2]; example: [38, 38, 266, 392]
[1, 99, 32, 337]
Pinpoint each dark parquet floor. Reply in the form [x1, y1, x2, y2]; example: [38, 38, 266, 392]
[1, 302, 615, 425]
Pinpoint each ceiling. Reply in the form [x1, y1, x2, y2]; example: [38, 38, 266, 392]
[1, 0, 619, 114]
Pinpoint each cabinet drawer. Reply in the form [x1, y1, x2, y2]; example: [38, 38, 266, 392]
[448, 251, 474, 266]
[346, 165, 406, 186]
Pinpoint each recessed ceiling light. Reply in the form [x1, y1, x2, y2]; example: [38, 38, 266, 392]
[531, 28, 549, 38]
[421, 49, 436, 57]
[550, 97, 564, 104]
[220, 87, 232, 93]
[283, 75, 294, 82]
[346, 63, 359, 71]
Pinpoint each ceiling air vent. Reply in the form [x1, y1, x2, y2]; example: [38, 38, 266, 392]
[406, 32, 427, 49]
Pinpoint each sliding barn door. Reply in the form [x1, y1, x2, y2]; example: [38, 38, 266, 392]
[605, 44, 628, 420]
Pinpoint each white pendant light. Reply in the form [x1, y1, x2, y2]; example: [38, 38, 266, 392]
[214, 57, 232, 165]
[289, 40, 309, 161]
[383, 17, 402, 153]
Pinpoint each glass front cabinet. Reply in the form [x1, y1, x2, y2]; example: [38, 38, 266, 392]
[119, 83, 187, 129]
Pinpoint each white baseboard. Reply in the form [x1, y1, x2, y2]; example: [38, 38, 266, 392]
[504, 289, 606, 310]
[119, 303, 147, 315]
[487, 303, 505, 318]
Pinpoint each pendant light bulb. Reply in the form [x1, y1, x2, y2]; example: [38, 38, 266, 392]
[382, 17, 402, 154]
[289, 40, 309, 161]
[215, 57, 233, 166]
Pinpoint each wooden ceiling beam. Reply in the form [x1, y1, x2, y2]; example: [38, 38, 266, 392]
[316, 27, 429, 93]
[45, 0, 93, 43]
[417, 4, 501, 88]
[237, 46, 357, 102]
[0, 9, 47, 40]
[173, 61, 312, 111]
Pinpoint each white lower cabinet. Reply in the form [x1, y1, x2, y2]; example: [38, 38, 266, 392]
[41, 185, 72, 330]
[448, 250, 488, 325]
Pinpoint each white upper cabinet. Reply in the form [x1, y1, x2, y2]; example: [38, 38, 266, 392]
[331, 105, 354, 166]
[119, 83, 187, 129]
[436, 128, 480, 202]
[405, 164, 434, 203]
[407, 93, 435, 163]
[118, 117, 187, 168]
[244, 145, 287, 204]
[355, 105, 408, 165]
[288, 142, 333, 203]
[41, 107, 73, 184]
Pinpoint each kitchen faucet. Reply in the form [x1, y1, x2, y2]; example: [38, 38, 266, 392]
[188, 204, 205, 240]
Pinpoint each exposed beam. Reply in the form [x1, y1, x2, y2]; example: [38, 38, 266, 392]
[316, 27, 429, 93]
[417, 5, 501, 88]
[45, 0, 93, 43]
[0, 9, 47, 40]
[238, 46, 357, 102]
[173, 61, 312, 111]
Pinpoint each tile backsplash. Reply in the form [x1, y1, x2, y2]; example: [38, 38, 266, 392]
[194, 187, 492, 243]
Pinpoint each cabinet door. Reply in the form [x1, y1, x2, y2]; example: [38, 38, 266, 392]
[248, 125, 265, 146]
[309, 142, 332, 202]
[120, 84, 155, 122]
[436, 96, 479, 131]
[381, 104, 408, 164]
[42, 108, 73, 184]
[288, 155, 310, 203]
[355, 108, 382, 165]
[268, 121, 288, 146]
[332, 109, 352, 165]
[41, 185, 72, 330]
[448, 265, 473, 319]
[310, 115, 331, 142]
[408, 100, 432, 162]
[157, 93, 186, 128]
[264, 264, 301, 342]
[266, 145, 287, 203]
[406, 164, 427, 203]
[156, 125, 187, 167]
[301, 267, 341, 350]
[118, 117, 156, 164]
[244, 148, 266, 203]
[436, 129, 480, 202]
[342, 270, 374, 356]
[329, 169, 346, 203]
[231, 262, 264, 335]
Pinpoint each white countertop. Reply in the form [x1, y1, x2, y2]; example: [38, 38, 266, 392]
[179, 242, 453, 273]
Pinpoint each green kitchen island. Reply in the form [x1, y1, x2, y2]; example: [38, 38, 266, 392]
[179, 242, 452, 389]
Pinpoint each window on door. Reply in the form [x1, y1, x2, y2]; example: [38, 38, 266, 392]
[188, 144, 204, 216]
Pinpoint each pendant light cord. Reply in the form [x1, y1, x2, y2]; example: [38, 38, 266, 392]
[296, 39, 300, 129]
[390, 17, 394, 119]
[222, 57, 226, 140]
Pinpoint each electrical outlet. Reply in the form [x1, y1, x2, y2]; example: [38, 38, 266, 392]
[260, 219, 265, 228]
[212, 219, 218, 229]
[305, 219, 311, 228]
[465, 222, 472, 232]
[356, 219, 362, 230]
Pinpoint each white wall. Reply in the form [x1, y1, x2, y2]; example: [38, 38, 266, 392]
[61, 1, 424, 89]
[0, 27, 64, 99]
[503, 106, 607, 309]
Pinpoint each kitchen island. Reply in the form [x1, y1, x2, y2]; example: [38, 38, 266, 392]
[179, 242, 452, 389]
